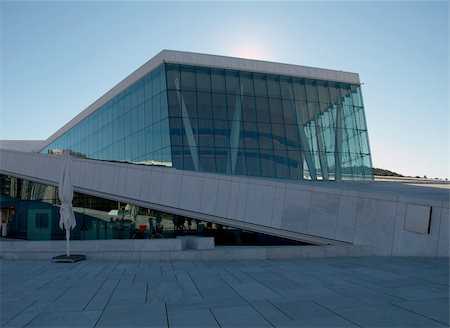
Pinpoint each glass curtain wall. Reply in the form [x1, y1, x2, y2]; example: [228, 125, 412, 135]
[41, 62, 372, 181]
[165, 64, 372, 180]
[41, 65, 172, 166]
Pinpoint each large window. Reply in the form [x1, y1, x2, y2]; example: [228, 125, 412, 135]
[41, 62, 372, 181]
[165, 64, 372, 180]
[41, 65, 171, 167]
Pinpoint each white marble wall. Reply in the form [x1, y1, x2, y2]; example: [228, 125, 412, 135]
[1, 149, 448, 257]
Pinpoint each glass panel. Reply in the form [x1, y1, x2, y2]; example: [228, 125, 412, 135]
[260, 149, 275, 177]
[153, 121, 162, 151]
[242, 96, 256, 122]
[153, 94, 161, 122]
[180, 66, 196, 91]
[213, 119, 229, 148]
[153, 66, 162, 95]
[239, 71, 254, 97]
[269, 98, 284, 124]
[197, 92, 212, 120]
[255, 97, 270, 123]
[212, 93, 227, 121]
[211, 69, 226, 93]
[196, 67, 211, 93]
[258, 122, 273, 150]
[280, 77, 292, 100]
[200, 148, 216, 173]
[183, 91, 197, 119]
[245, 150, 261, 177]
[161, 118, 171, 149]
[267, 75, 281, 98]
[137, 79, 145, 105]
[305, 81, 318, 102]
[198, 119, 214, 148]
[167, 90, 181, 117]
[317, 81, 330, 104]
[253, 73, 268, 98]
[225, 70, 239, 94]
[160, 91, 169, 120]
[274, 149, 289, 178]
[165, 64, 180, 90]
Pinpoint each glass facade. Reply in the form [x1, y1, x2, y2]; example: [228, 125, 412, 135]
[42, 65, 172, 166]
[41, 62, 373, 180]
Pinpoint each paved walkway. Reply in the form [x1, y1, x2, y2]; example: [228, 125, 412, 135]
[1, 257, 448, 327]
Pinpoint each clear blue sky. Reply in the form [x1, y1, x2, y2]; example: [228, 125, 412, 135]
[1, 1, 448, 179]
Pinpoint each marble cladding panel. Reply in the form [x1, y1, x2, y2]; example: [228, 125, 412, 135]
[244, 183, 275, 226]
[354, 198, 397, 255]
[215, 179, 232, 217]
[123, 167, 144, 200]
[271, 187, 286, 229]
[146, 170, 164, 204]
[392, 205, 441, 257]
[179, 174, 204, 212]
[437, 208, 449, 257]
[96, 164, 115, 195]
[307, 192, 340, 239]
[226, 181, 241, 219]
[160, 171, 182, 207]
[235, 180, 249, 222]
[281, 188, 311, 233]
[115, 166, 128, 198]
[200, 177, 219, 215]
[335, 195, 358, 242]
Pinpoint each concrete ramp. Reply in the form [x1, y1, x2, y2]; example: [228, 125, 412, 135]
[1, 149, 448, 256]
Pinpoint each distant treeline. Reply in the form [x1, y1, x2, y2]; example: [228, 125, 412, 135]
[372, 168, 403, 177]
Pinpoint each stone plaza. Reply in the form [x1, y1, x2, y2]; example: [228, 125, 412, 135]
[1, 256, 448, 327]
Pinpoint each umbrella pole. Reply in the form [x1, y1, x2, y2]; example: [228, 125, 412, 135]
[66, 229, 70, 257]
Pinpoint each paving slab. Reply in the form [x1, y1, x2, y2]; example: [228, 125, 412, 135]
[211, 305, 272, 327]
[25, 311, 102, 327]
[393, 297, 450, 326]
[274, 315, 360, 327]
[167, 308, 219, 327]
[333, 303, 447, 327]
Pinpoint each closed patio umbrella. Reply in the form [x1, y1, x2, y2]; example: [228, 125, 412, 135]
[58, 150, 76, 257]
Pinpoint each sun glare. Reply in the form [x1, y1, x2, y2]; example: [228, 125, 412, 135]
[230, 43, 271, 61]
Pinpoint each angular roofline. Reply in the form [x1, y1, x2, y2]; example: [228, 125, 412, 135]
[41, 49, 360, 150]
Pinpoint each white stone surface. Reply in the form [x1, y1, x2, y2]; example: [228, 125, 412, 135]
[160, 171, 182, 207]
[215, 178, 232, 217]
[123, 167, 143, 200]
[437, 208, 449, 257]
[307, 192, 340, 239]
[270, 186, 286, 229]
[245, 183, 275, 226]
[354, 199, 397, 256]
[147, 169, 164, 204]
[392, 204, 441, 257]
[0, 149, 448, 257]
[336, 195, 358, 242]
[200, 177, 219, 215]
[179, 173, 203, 212]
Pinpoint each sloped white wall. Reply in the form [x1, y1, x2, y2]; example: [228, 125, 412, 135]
[1, 149, 448, 256]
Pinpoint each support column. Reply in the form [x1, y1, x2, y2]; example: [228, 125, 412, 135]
[334, 104, 343, 181]
[314, 116, 329, 181]
[226, 85, 243, 175]
[289, 89, 317, 180]
[175, 78, 200, 171]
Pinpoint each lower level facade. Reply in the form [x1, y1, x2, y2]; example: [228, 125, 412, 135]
[0, 149, 448, 257]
